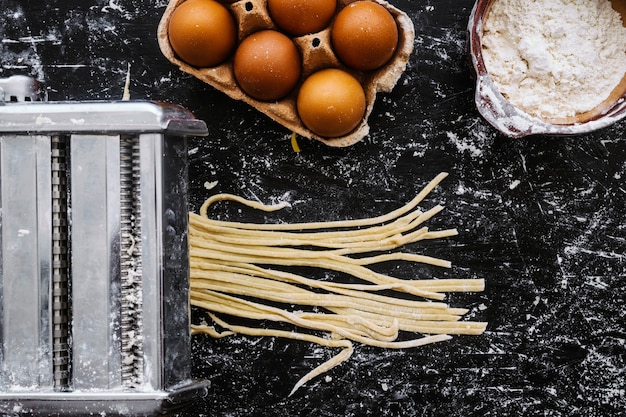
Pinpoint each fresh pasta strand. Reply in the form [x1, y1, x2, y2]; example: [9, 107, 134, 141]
[199, 172, 449, 230]
[190, 248, 448, 300]
[192, 314, 355, 398]
[190, 263, 478, 309]
[188, 172, 487, 396]
[189, 206, 427, 246]
[190, 203, 452, 251]
[191, 276, 467, 326]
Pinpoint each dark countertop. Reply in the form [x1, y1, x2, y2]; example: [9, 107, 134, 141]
[1, 1, 625, 416]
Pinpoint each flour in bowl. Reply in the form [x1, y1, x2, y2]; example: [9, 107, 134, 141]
[481, 0, 626, 119]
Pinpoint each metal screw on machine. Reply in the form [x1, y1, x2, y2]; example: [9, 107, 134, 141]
[0, 76, 210, 416]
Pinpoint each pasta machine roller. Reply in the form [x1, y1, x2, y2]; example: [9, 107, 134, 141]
[0, 75, 210, 416]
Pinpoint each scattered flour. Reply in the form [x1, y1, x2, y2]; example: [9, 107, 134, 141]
[481, 0, 626, 119]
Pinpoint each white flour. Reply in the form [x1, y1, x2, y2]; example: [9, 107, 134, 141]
[481, 0, 626, 119]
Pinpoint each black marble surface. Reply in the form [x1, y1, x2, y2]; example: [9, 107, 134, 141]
[1, 1, 625, 416]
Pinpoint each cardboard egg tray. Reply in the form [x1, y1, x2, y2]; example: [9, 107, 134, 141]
[157, 0, 415, 147]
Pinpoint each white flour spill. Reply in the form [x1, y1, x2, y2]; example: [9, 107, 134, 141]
[482, 0, 626, 119]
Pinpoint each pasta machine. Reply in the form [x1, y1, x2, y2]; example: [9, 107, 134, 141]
[0, 75, 210, 416]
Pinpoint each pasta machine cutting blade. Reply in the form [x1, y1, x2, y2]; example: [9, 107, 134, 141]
[0, 75, 210, 416]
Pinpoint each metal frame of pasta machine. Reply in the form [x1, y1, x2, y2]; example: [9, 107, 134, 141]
[0, 75, 210, 416]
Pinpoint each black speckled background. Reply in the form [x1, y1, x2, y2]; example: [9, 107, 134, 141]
[1, 0, 625, 416]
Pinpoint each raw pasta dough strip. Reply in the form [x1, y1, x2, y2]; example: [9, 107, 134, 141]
[189, 207, 423, 243]
[326, 306, 488, 335]
[190, 251, 446, 300]
[199, 172, 449, 231]
[194, 260, 482, 304]
[191, 290, 393, 344]
[191, 289, 456, 346]
[294, 312, 400, 341]
[189, 247, 451, 299]
[191, 256, 439, 299]
[192, 287, 483, 341]
[190, 259, 421, 295]
[192, 319, 350, 348]
[191, 291, 286, 323]
[191, 258, 481, 299]
[192, 290, 387, 343]
[193, 285, 483, 336]
[190, 207, 454, 258]
[190, 204, 452, 252]
[195, 313, 356, 397]
[190, 262, 473, 310]
[189, 207, 427, 246]
[191, 323, 233, 338]
[190, 231, 454, 268]
[192, 279, 483, 336]
[191, 274, 465, 322]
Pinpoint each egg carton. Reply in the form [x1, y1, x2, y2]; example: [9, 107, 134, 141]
[157, 0, 415, 147]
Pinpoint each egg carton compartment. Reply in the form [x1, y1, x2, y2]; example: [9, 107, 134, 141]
[158, 0, 415, 147]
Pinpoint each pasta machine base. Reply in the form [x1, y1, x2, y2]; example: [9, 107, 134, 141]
[0, 76, 210, 416]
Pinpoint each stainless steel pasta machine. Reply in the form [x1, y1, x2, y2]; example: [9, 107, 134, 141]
[0, 75, 210, 416]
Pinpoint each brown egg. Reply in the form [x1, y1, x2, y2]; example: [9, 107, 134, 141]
[168, 0, 237, 68]
[267, 0, 337, 36]
[331, 1, 399, 71]
[297, 68, 366, 138]
[233, 30, 302, 102]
